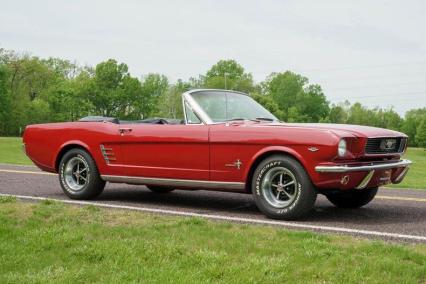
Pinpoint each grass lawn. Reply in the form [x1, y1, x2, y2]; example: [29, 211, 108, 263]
[387, 147, 426, 189]
[0, 137, 32, 165]
[0, 197, 425, 283]
[0, 137, 424, 189]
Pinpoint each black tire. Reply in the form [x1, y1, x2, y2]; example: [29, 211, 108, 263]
[325, 187, 378, 208]
[251, 155, 317, 220]
[58, 148, 105, 200]
[146, 186, 175, 193]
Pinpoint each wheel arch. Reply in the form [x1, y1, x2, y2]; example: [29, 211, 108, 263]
[54, 141, 93, 172]
[244, 146, 308, 193]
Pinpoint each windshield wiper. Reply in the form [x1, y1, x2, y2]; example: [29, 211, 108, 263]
[254, 117, 275, 122]
[224, 118, 276, 123]
[225, 118, 247, 122]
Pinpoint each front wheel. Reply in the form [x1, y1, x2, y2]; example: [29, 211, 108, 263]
[325, 187, 378, 208]
[59, 148, 106, 200]
[251, 155, 317, 220]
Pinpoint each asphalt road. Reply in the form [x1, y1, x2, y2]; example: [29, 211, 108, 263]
[1, 163, 425, 243]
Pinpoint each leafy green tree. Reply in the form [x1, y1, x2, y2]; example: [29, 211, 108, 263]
[379, 108, 403, 131]
[41, 57, 81, 79]
[262, 71, 329, 122]
[346, 103, 375, 126]
[327, 102, 349, 124]
[203, 60, 254, 93]
[251, 93, 285, 120]
[0, 64, 10, 134]
[0, 47, 424, 140]
[46, 77, 92, 122]
[27, 99, 51, 124]
[158, 79, 190, 119]
[139, 73, 169, 118]
[3, 55, 59, 134]
[89, 59, 131, 116]
[416, 118, 426, 148]
[402, 108, 426, 146]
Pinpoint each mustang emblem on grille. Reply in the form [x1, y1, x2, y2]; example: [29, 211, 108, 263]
[380, 139, 396, 150]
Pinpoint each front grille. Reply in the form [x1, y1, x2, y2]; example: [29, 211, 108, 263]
[365, 137, 406, 154]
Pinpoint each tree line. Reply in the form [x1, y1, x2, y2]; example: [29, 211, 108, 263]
[0, 48, 425, 147]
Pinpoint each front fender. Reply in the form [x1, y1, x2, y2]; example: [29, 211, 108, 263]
[243, 145, 309, 182]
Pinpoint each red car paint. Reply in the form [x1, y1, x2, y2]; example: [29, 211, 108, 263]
[23, 119, 409, 193]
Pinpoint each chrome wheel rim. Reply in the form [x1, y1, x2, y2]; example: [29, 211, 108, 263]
[64, 156, 89, 192]
[261, 167, 298, 208]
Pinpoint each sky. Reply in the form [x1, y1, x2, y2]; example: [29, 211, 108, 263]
[1, 0, 426, 115]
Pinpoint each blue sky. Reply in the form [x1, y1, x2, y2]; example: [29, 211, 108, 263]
[1, 0, 426, 114]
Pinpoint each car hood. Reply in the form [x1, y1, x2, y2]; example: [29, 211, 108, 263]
[253, 122, 406, 138]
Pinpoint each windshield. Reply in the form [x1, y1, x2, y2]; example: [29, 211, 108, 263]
[189, 91, 278, 123]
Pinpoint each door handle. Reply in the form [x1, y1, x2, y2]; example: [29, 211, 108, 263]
[119, 128, 132, 135]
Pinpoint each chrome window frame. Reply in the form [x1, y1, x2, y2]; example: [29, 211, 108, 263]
[182, 95, 205, 125]
[182, 89, 250, 125]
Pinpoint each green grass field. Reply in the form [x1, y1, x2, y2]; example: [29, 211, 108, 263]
[0, 137, 32, 165]
[0, 198, 424, 283]
[0, 137, 424, 189]
[387, 147, 426, 189]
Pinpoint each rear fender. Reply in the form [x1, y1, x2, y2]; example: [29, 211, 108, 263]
[54, 140, 92, 172]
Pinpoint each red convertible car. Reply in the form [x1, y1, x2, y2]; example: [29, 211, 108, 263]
[23, 89, 411, 220]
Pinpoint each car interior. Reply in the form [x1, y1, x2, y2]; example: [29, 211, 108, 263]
[79, 116, 185, 125]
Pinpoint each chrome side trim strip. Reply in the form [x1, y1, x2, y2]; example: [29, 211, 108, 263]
[315, 159, 412, 173]
[100, 175, 245, 190]
[355, 170, 375, 190]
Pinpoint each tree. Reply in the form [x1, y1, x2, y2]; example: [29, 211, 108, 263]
[415, 118, 426, 148]
[327, 102, 349, 124]
[27, 99, 51, 124]
[402, 108, 426, 146]
[0, 64, 10, 134]
[1, 47, 425, 139]
[203, 59, 255, 93]
[88, 59, 131, 117]
[158, 79, 190, 119]
[251, 93, 285, 120]
[138, 73, 169, 118]
[262, 71, 329, 122]
[41, 57, 81, 80]
[379, 108, 403, 131]
[2, 55, 60, 135]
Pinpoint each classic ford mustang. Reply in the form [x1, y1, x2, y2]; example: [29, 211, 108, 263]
[23, 89, 411, 220]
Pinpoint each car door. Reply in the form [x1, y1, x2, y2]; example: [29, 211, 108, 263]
[209, 123, 249, 183]
[118, 123, 210, 180]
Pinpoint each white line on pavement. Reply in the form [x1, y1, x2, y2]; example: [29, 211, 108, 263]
[1, 193, 425, 242]
[0, 163, 38, 168]
[0, 169, 56, 175]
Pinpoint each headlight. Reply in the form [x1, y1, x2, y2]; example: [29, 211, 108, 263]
[338, 139, 347, 157]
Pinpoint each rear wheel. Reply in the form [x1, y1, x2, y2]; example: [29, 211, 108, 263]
[146, 186, 175, 193]
[59, 148, 105, 200]
[251, 155, 317, 220]
[325, 187, 378, 208]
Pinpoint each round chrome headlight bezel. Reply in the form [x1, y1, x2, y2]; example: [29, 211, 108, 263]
[338, 139, 347, 157]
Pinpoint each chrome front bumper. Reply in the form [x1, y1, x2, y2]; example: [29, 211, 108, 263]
[315, 159, 412, 173]
[315, 159, 412, 190]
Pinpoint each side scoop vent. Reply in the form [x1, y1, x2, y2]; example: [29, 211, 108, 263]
[100, 144, 116, 164]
